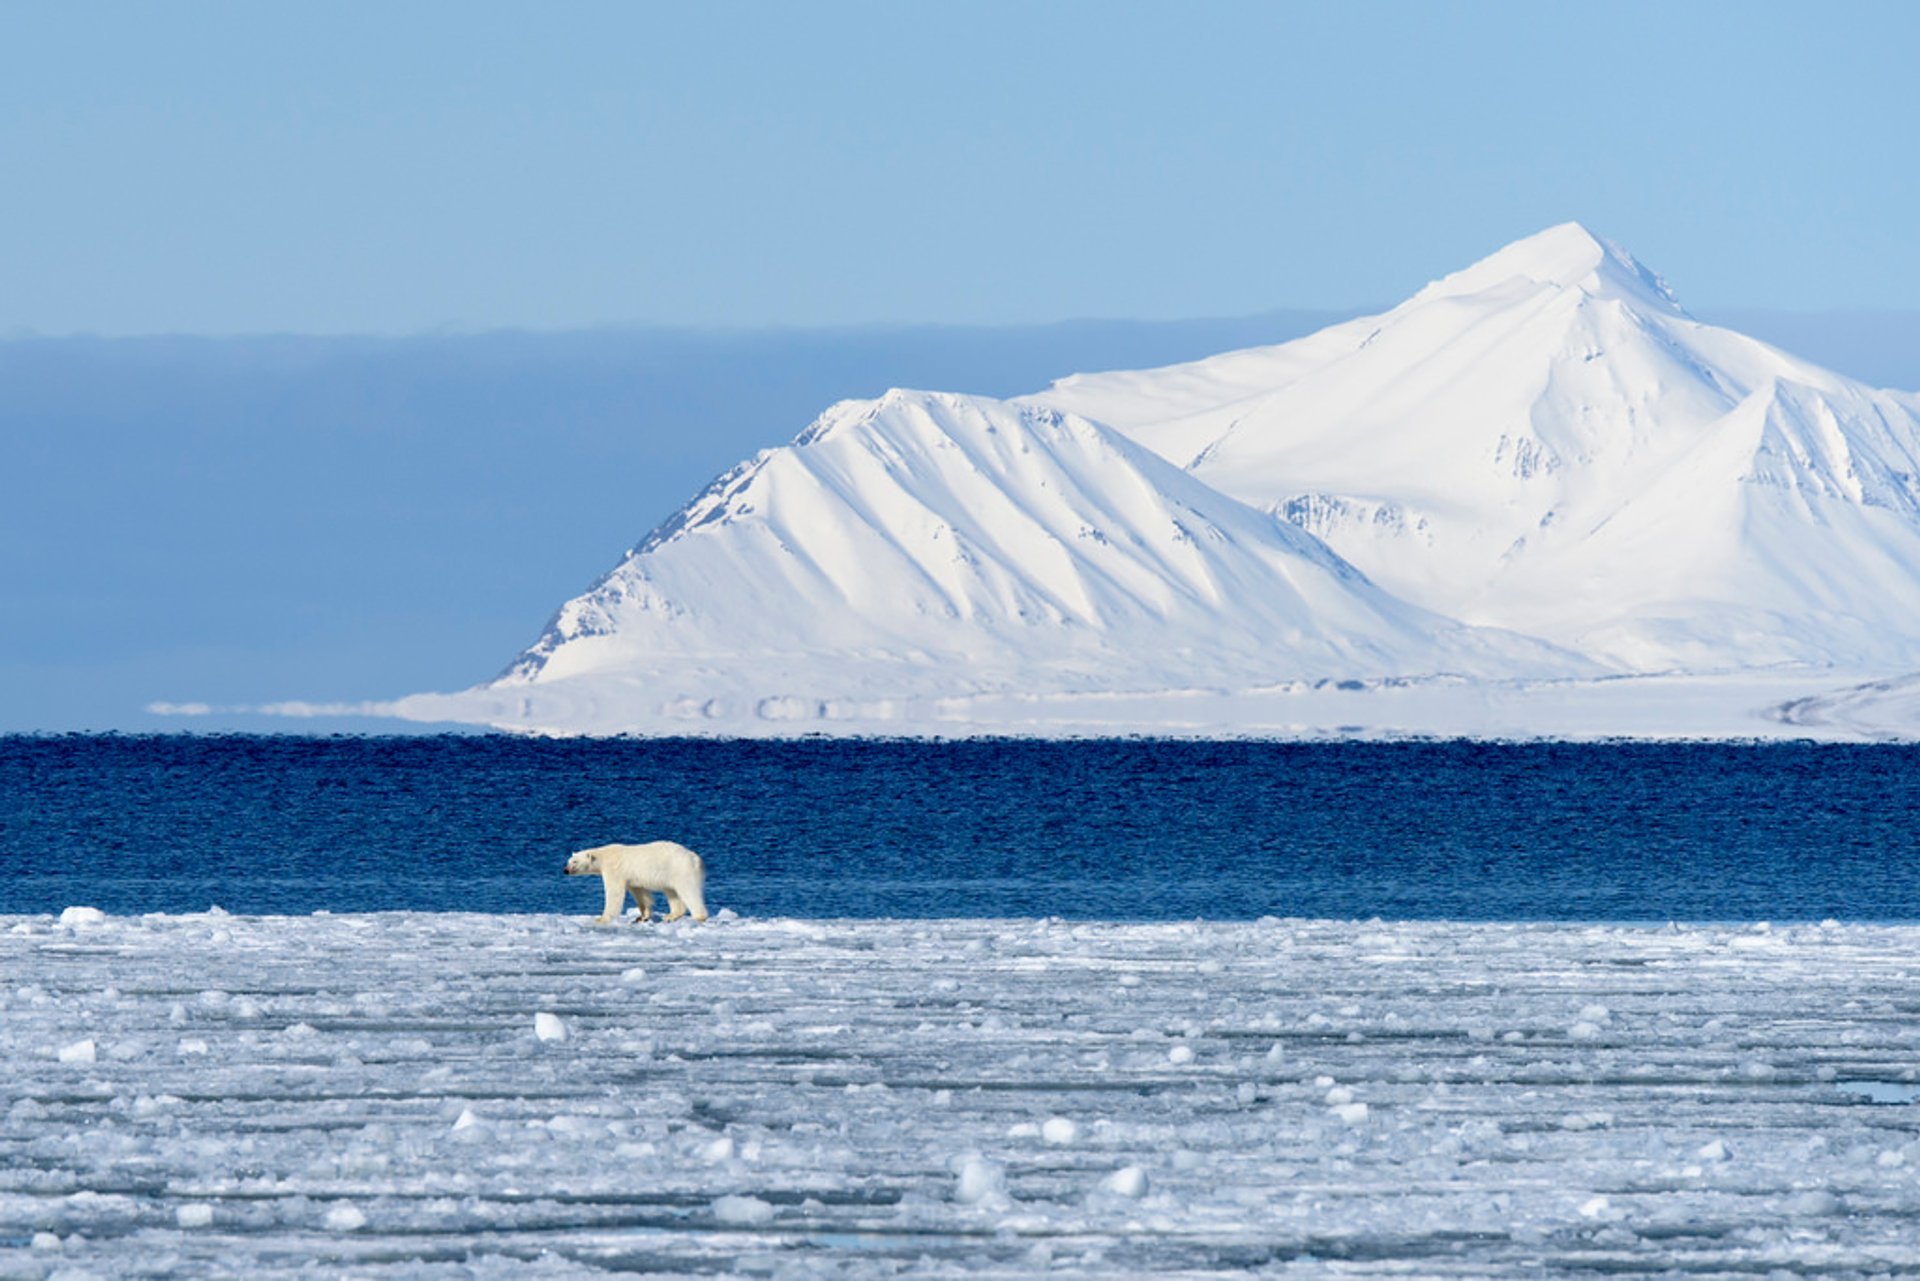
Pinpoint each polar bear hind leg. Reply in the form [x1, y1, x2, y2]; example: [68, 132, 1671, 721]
[662, 889, 687, 922]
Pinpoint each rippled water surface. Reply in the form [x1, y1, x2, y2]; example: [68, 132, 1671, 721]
[4, 735, 1919, 919]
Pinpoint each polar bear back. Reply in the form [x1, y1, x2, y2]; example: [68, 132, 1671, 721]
[581, 841, 705, 889]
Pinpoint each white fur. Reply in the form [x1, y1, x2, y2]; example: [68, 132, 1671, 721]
[564, 841, 709, 924]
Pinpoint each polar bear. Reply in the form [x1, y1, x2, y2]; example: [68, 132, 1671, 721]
[564, 841, 710, 924]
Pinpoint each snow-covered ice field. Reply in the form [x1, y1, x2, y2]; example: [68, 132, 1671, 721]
[6, 911, 1920, 1277]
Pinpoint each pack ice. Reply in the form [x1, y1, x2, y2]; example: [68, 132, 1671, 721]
[393, 225, 1920, 738]
[7, 911, 1920, 1276]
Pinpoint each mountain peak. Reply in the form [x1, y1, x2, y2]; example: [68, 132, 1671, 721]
[1416, 222, 1685, 315]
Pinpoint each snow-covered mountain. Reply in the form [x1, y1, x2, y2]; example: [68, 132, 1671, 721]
[1031, 223, 1920, 671]
[391, 224, 1920, 737]
[441, 389, 1577, 733]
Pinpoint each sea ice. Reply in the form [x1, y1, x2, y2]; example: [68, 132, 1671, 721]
[5, 911, 1920, 1275]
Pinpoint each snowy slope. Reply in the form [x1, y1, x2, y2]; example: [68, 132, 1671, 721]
[1031, 223, 1920, 671]
[443, 389, 1576, 733]
[384, 224, 1920, 737]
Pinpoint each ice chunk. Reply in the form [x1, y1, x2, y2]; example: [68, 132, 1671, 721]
[58, 906, 106, 927]
[1698, 1139, 1731, 1161]
[1105, 1166, 1149, 1198]
[713, 1194, 775, 1225]
[1042, 1117, 1079, 1144]
[31, 1232, 60, 1250]
[953, 1155, 1006, 1205]
[1786, 1189, 1840, 1216]
[176, 1204, 214, 1228]
[1331, 1101, 1369, 1125]
[452, 1107, 479, 1131]
[534, 1012, 567, 1042]
[1167, 1044, 1194, 1065]
[58, 1039, 96, 1064]
[324, 1203, 367, 1231]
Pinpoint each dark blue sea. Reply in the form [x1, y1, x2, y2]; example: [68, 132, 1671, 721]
[4, 735, 1919, 921]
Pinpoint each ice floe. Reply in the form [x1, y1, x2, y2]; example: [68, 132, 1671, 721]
[4, 911, 1920, 1274]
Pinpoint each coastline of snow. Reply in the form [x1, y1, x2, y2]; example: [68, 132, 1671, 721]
[389, 666, 1915, 740]
[7, 911, 1920, 1275]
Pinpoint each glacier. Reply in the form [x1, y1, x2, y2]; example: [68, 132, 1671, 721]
[388, 224, 1920, 737]
[8, 909, 1920, 1276]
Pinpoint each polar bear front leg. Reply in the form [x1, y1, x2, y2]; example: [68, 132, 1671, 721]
[596, 874, 626, 925]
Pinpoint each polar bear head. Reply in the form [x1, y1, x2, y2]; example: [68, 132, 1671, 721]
[563, 849, 601, 876]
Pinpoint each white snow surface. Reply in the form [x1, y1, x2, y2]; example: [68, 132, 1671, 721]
[386, 223, 1920, 738]
[7, 911, 1920, 1277]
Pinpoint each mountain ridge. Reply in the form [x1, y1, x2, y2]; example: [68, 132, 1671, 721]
[401, 224, 1920, 736]
[1032, 223, 1920, 671]
[504, 387, 1582, 702]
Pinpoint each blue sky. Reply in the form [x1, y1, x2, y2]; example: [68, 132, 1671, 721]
[3, 1, 1917, 336]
